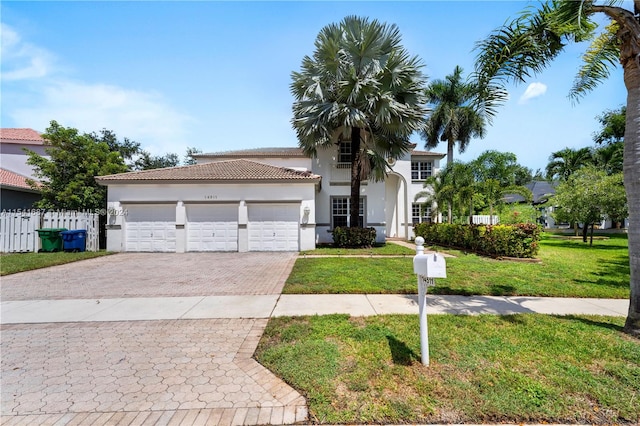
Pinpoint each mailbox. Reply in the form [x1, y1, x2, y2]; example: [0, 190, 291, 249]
[413, 253, 447, 278]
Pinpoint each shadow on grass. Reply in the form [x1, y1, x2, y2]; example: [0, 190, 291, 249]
[386, 335, 419, 365]
[574, 257, 630, 290]
[553, 314, 626, 333]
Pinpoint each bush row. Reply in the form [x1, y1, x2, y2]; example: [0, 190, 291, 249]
[332, 226, 377, 248]
[413, 223, 541, 258]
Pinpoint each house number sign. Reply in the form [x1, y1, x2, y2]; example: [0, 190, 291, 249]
[204, 195, 218, 200]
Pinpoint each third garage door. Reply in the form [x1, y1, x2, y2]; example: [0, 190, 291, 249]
[248, 204, 299, 251]
[186, 204, 238, 252]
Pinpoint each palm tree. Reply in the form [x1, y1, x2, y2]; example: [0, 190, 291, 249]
[291, 16, 428, 229]
[593, 141, 624, 175]
[415, 166, 456, 223]
[474, 0, 640, 336]
[545, 147, 593, 181]
[421, 66, 495, 164]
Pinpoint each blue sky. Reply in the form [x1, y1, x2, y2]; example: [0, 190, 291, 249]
[1, 1, 629, 173]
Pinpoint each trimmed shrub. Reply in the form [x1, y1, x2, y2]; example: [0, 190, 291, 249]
[414, 223, 541, 258]
[332, 226, 377, 248]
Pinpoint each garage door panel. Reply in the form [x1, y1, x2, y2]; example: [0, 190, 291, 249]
[248, 204, 299, 252]
[186, 205, 238, 252]
[125, 205, 176, 252]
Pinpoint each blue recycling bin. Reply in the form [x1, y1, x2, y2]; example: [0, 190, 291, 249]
[61, 230, 87, 252]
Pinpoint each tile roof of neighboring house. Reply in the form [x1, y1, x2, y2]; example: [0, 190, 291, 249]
[197, 147, 306, 158]
[504, 180, 558, 204]
[0, 128, 44, 145]
[96, 159, 321, 183]
[0, 168, 40, 191]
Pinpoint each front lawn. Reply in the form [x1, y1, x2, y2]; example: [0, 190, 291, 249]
[301, 243, 414, 256]
[284, 233, 630, 298]
[256, 314, 640, 425]
[0, 251, 114, 275]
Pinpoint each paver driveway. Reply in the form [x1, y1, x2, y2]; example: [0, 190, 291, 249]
[0, 252, 307, 425]
[1, 252, 297, 301]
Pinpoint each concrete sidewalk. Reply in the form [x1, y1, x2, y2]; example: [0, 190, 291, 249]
[1, 294, 629, 324]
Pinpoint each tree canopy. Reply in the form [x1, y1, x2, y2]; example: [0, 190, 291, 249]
[26, 121, 129, 210]
[291, 15, 428, 229]
[473, 0, 640, 336]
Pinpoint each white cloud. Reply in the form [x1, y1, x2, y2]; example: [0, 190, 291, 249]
[518, 82, 547, 104]
[10, 80, 195, 155]
[1, 23, 54, 81]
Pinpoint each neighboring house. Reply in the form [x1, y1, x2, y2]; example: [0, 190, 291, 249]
[0, 128, 46, 210]
[96, 144, 445, 252]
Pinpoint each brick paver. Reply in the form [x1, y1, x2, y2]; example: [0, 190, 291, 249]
[0, 252, 306, 425]
[1, 319, 307, 424]
[1, 252, 297, 301]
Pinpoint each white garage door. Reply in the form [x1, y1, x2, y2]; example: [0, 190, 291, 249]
[186, 204, 238, 252]
[248, 204, 299, 251]
[125, 205, 176, 252]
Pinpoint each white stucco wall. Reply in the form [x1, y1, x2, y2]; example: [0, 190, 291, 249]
[0, 143, 48, 179]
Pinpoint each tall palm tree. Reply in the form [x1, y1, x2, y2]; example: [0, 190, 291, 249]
[593, 141, 624, 175]
[545, 147, 593, 181]
[415, 165, 456, 223]
[421, 66, 495, 164]
[291, 16, 428, 229]
[474, 0, 640, 336]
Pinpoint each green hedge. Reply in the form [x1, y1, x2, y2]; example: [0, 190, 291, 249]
[332, 227, 377, 248]
[413, 223, 541, 258]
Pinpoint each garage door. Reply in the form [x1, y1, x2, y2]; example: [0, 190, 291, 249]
[186, 204, 238, 252]
[125, 205, 176, 252]
[248, 204, 299, 251]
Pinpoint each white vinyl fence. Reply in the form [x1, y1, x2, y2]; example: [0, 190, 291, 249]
[0, 211, 99, 253]
[471, 215, 500, 225]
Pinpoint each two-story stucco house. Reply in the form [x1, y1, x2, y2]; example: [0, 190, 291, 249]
[97, 143, 444, 252]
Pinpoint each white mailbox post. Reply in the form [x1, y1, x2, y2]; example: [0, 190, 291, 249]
[413, 236, 446, 366]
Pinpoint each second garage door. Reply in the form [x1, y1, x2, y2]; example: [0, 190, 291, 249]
[248, 204, 299, 251]
[186, 204, 238, 252]
[125, 205, 176, 252]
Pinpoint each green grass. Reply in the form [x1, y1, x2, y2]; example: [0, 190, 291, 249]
[284, 233, 630, 298]
[0, 251, 114, 275]
[256, 314, 640, 425]
[301, 243, 415, 256]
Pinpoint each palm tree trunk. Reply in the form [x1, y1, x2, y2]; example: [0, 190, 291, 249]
[447, 203, 452, 224]
[622, 50, 640, 337]
[447, 139, 454, 165]
[350, 127, 363, 228]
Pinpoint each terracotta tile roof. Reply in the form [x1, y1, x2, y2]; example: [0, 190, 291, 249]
[96, 159, 321, 183]
[411, 149, 446, 157]
[0, 168, 40, 191]
[197, 147, 305, 158]
[0, 128, 44, 145]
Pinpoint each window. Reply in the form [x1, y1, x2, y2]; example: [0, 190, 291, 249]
[411, 161, 432, 180]
[412, 203, 431, 224]
[338, 141, 352, 165]
[332, 197, 365, 228]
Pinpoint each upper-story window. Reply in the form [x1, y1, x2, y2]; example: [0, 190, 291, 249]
[411, 161, 432, 180]
[338, 141, 352, 166]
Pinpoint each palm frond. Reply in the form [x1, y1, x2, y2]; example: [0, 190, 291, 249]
[570, 22, 620, 101]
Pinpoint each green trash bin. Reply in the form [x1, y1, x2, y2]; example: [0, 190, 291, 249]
[36, 228, 67, 252]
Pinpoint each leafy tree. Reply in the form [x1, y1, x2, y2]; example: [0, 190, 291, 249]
[88, 128, 141, 167]
[545, 147, 593, 181]
[184, 147, 202, 166]
[291, 15, 428, 229]
[594, 105, 626, 145]
[25, 121, 128, 210]
[422, 66, 500, 164]
[552, 167, 627, 244]
[133, 151, 180, 170]
[474, 0, 640, 336]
